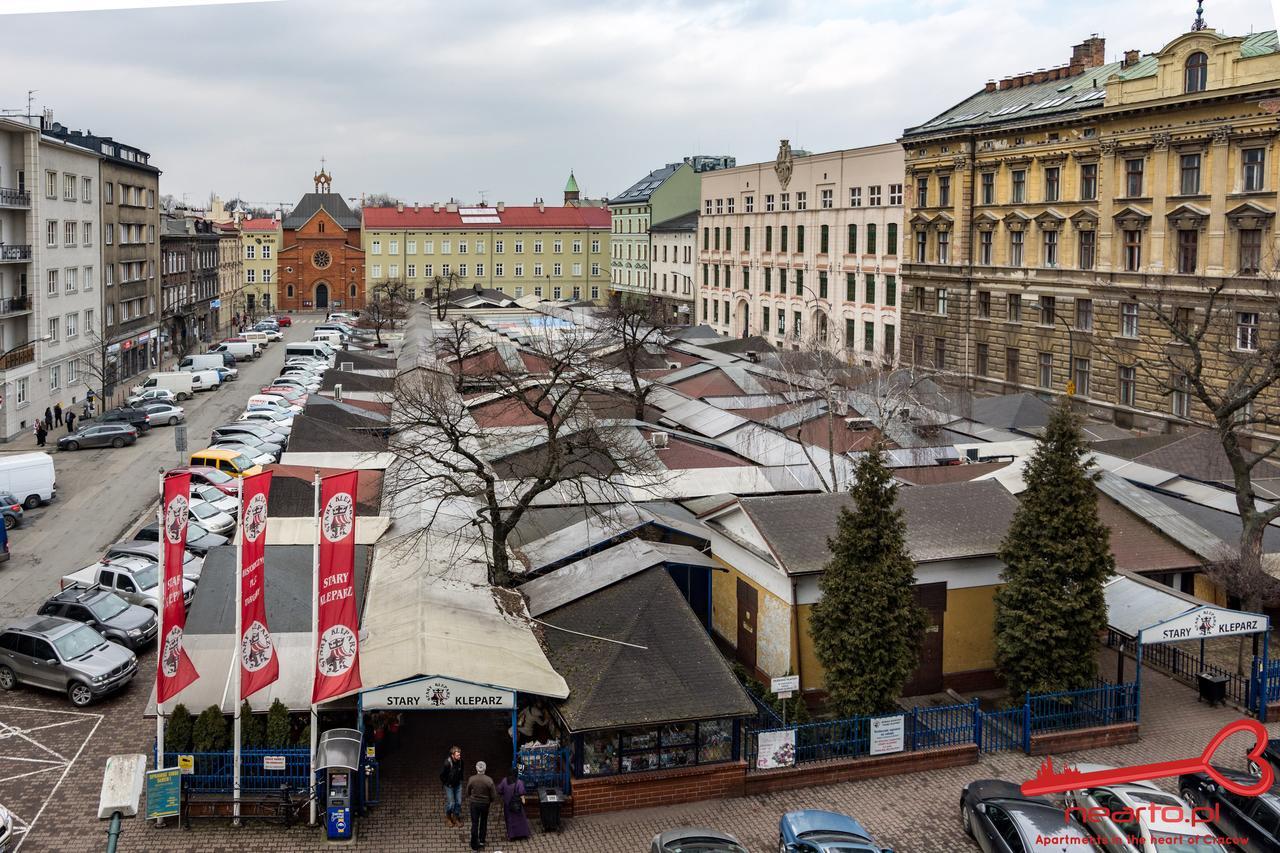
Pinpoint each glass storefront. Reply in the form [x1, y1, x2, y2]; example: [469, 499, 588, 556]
[576, 717, 740, 778]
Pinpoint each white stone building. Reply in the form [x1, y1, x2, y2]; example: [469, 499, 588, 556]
[648, 211, 697, 323]
[697, 140, 905, 365]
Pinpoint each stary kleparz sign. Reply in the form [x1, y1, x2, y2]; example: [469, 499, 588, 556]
[1139, 606, 1268, 645]
[361, 675, 514, 710]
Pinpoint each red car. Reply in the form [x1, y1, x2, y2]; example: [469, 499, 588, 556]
[273, 315, 292, 327]
[167, 465, 238, 496]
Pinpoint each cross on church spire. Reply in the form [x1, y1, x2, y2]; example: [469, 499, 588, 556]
[313, 157, 332, 193]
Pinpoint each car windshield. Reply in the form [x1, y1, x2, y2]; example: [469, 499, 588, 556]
[662, 843, 747, 853]
[52, 624, 105, 659]
[200, 468, 233, 484]
[132, 563, 160, 589]
[797, 831, 872, 845]
[190, 502, 218, 519]
[232, 455, 254, 471]
[88, 594, 130, 621]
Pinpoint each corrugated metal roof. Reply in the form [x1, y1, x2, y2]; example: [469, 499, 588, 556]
[1095, 472, 1226, 562]
[1116, 55, 1159, 80]
[1104, 573, 1202, 639]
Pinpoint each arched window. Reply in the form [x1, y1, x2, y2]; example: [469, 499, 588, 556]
[1185, 51, 1208, 93]
[286, 285, 294, 297]
[349, 283, 357, 297]
[318, 221, 325, 233]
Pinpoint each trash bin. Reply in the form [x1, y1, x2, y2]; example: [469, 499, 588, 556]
[538, 786, 563, 832]
[1198, 672, 1228, 706]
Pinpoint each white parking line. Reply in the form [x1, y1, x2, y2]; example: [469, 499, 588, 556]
[0, 720, 66, 763]
[11, 712, 101, 852]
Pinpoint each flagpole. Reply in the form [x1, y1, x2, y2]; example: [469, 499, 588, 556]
[154, 469, 167, 828]
[232, 475, 244, 827]
[309, 470, 320, 827]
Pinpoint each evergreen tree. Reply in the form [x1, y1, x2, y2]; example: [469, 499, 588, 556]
[265, 698, 292, 748]
[239, 700, 264, 749]
[994, 399, 1114, 696]
[164, 704, 194, 753]
[809, 446, 927, 717]
[192, 705, 230, 752]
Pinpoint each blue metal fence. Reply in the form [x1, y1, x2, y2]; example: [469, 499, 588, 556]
[516, 746, 572, 794]
[1107, 628, 1251, 706]
[745, 691, 785, 730]
[1026, 681, 1138, 734]
[1254, 661, 1280, 712]
[977, 706, 1027, 753]
[158, 749, 311, 794]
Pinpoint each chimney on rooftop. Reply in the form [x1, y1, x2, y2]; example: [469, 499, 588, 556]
[538, 200, 545, 213]
[1124, 49, 1141, 67]
[984, 80, 997, 93]
[446, 201, 458, 213]
[396, 201, 404, 213]
[496, 202, 505, 212]
[432, 202, 440, 213]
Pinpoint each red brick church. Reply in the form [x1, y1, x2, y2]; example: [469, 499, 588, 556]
[277, 168, 366, 312]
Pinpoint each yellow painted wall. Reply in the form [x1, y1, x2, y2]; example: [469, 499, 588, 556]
[796, 604, 823, 692]
[709, 556, 792, 678]
[1195, 573, 1228, 606]
[711, 558, 737, 647]
[942, 585, 998, 674]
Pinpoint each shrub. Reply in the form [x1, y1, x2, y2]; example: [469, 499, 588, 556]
[192, 705, 230, 752]
[265, 698, 291, 748]
[239, 700, 264, 749]
[164, 703, 194, 753]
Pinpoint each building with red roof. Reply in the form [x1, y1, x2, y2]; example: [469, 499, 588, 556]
[277, 168, 365, 312]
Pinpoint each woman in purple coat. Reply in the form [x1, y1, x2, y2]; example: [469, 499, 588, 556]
[497, 768, 532, 840]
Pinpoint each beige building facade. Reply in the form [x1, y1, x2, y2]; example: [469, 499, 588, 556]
[240, 217, 279, 318]
[697, 140, 904, 364]
[900, 28, 1280, 429]
[648, 211, 696, 322]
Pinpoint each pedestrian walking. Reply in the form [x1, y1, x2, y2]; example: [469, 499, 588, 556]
[53, 403, 62, 426]
[65, 410, 75, 433]
[465, 761, 498, 851]
[35, 423, 46, 447]
[43, 408, 52, 431]
[439, 746, 465, 827]
[497, 768, 531, 841]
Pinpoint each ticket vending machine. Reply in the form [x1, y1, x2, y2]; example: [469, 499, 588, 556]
[315, 728, 362, 842]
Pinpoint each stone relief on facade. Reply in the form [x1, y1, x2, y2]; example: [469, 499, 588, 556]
[775, 139, 794, 190]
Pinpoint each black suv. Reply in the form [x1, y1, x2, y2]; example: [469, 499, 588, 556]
[37, 585, 156, 651]
[98, 406, 151, 433]
[1180, 767, 1280, 852]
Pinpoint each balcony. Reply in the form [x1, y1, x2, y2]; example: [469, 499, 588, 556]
[0, 244, 32, 264]
[0, 342, 35, 370]
[0, 296, 31, 317]
[0, 187, 30, 209]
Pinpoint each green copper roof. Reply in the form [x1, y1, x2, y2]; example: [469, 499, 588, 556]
[1116, 55, 1158, 80]
[1241, 30, 1279, 58]
[565, 172, 579, 193]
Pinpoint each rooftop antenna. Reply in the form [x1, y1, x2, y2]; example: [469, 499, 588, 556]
[477, 189, 488, 205]
[1192, 0, 1207, 30]
[27, 90, 36, 119]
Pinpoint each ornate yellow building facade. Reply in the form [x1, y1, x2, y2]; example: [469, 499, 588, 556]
[900, 27, 1280, 429]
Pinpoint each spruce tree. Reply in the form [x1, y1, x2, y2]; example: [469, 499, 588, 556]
[810, 446, 928, 717]
[994, 399, 1114, 697]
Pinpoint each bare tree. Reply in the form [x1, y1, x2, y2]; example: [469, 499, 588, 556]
[387, 322, 668, 586]
[598, 301, 674, 420]
[434, 319, 489, 393]
[360, 193, 401, 208]
[363, 279, 410, 345]
[426, 272, 463, 321]
[79, 314, 116, 414]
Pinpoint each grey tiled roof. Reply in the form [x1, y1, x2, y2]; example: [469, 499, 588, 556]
[609, 162, 683, 206]
[970, 392, 1054, 431]
[282, 193, 361, 230]
[650, 211, 699, 232]
[737, 480, 1017, 574]
[541, 568, 756, 732]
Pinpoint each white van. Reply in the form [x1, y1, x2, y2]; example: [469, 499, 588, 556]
[247, 394, 303, 415]
[0, 452, 56, 508]
[284, 342, 335, 362]
[131, 372, 197, 401]
[311, 331, 344, 348]
[178, 354, 225, 372]
[241, 331, 270, 348]
[212, 341, 259, 360]
[192, 369, 222, 391]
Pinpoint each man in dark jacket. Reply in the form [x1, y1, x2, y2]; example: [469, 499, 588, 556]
[465, 760, 498, 850]
[439, 746, 464, 827]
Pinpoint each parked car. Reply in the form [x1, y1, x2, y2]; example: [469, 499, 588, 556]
[135, 519, 229, 555]
[191, 483, 237, 517]
[37, 585, 157, 651]
[211, 422, 288, 447]
[1180, 767, 1280, 852]
[188, 496, 235, 536]
[105, 540, 203, 583]
[58, 424, 138, 451]
[209, 441, 275, 467]
[60, 555, 191, 613]
[167, 465, 237, 496]
[0, 802, 12, 853]
[97, 406, 151, 433]
[239, 410, 294, 429]
[650, 828, 748, 853]
[251, 324, 283, 341]
[273, 314, 292, 327]
[271, 376, 320, 393]
[213, 366, 239, 382]
[125, 387, 176, 407]
[1063, 777, 1210, 852]
[0, 493, 22, 530]
[0, 616, 137, 706]
[779, 810, 894, 852]
[962, 780, 1101, 852]
[187, 448, 264, 478]
[140, 403, 185, 426]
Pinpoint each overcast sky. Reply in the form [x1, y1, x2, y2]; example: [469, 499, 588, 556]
[2, 0, 1276, 210]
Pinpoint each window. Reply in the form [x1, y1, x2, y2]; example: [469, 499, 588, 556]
[1073, 357, 1091, 396]
[245, 244, 256, 260]
[867, 224, 877, 254]
[938, 175, 950, 207]
[1078, 230, 1096, 270]
[552, 240, 562, 253]
[45, 220, 56, 248]
[1118, 366, 1136, 407]
[937, 231, 950, 264]
[1244, 148, 1266, 192]
[1010, 230, 1024, 266]
[915, 230, 927, 263]
[48, 317, 59, 343]
[869, 185, 881, 206]
[1125, 159, 1144, 197]
[512, 264, 521, 277]
[1005, 347, 1020, 383]
[1011, 170, 1026, 203]
[63, 174, 76, 201]
[1008, 293, 1022, 322]
[978, 290, 991, 318]
[1042, 230, 1058, 267]
[744, 196, 754, 213]
[1044, 167, 1060, 202]
[1038, 352, 1053, 388]
[976, 343, 990, 376]
[49, 365, 60, 390]
[849, 187, 861, 207]
[912, 334, 925, 365]
[535, 240, 545, 254]
[917, 177, 929, 208]
[1079, 163, 1098, 201]
[820, 188, 833, 209]
[846, 224, 856, 255]
[65, 267, 76, 292]
[933, 337, 946, 368]
[937, 288, 948, 316]
[262, 269, 271, 283]
[44, 170, 56, 199]
[1177, 229, 1199, 274]
[796, 191, 807, 210]
[64, 221, 76, 246]
[818, 271, 827, 299]
[705, 199, 713, 215]
[371, 239, 382, 255]
[47, 269, 57, 295]
[777, 310, 785, 334]
[246, 269, 256, 283]
[1237, 312, 1260, 350]
[84, 265, 93, 289]
[407, 263, 416, 278]
[552, 263, 562, 277]
[1121, 302, 1139, 338]
[81, 175, 92, 202]
[533, 263, 542, 276]
[1185, 51, 1208, 94]
[15, 377, 27, 406]
[765, 194, 775, 212]
[819, 225, 829, 254]
[979, 230, 993, 265]
[1075, 298, 1093, 331]
[780, 226, 788, 253]
[66, 313, 78, 338]
[1240, 228, 1263, 273]
[864, 320, 875, 351]
[1039, 295, 1055, 326]
[1123, 230, 1142, 271]
[371, 264, 381, 278]
[864, 274, 875, 305]
[83, 222, 92, 246]
[1180, 154, 1201, 195]
[889, 184, 903, 205]
[780, 193, 790, 211]
[67, 359, 78, 383]
[1172, 374, 1192, 418]
[796, 226, 804, 253]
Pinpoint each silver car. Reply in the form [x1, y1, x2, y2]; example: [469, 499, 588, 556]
[0, 802, 11, 853]
[141, 402, 186, 426]
[0, 616, 137, 706]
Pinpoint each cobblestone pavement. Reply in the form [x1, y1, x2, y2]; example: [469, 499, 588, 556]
[1, 648, 1269, 853]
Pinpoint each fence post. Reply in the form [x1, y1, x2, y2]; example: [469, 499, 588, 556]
[1022, 694, 1032, 754]
[973, 698, 982, 751]
[910, 707, 919, 752]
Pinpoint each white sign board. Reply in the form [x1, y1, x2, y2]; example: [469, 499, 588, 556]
[98, 753, 147, 818]
[263, 755, 286, 771]
[770, 675, 800, 694]
[756, 728, 797, 769]
[1140, 606, 1268, 645]
[361, 675, 514, 710]
[869, 714, 906, 756]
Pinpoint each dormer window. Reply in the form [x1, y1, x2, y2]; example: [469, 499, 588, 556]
[1185, 51, 1208, 93]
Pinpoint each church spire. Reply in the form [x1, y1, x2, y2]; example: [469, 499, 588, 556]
[314, 157, 332, 193]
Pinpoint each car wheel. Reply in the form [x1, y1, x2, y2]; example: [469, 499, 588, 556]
[961, 804, 974, 837]
[111, 437, 125, 448]
[0, 665, 15, 690]
[168, 417, 179, 426]
[64, 441, 78, 451]
[67, 682, 93, 707]
[179, 393, 191, 401]
[3, 514, 14, 530]
[23, 494, 39, 509]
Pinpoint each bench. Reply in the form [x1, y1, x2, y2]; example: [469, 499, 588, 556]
[180, 786, 307, 828]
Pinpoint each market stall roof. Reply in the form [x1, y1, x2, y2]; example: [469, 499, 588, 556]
[1104, 571, 1205, 639]
[266, 516, 390, 545]
[358, 533, 569, 700]
[541, 568, 755, 732]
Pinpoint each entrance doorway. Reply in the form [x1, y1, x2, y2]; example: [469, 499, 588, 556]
[736, 578, 757, 672]
[902, 582, 946, 696]
[315, 282, 330, 308]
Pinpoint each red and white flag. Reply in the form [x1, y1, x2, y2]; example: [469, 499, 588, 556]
[156, 472, 199, 704]
[313, 471, 360, 703]
[239, 471, 278, 699]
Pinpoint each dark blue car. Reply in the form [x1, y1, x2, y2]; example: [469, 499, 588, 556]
[779, 810, 893, 853]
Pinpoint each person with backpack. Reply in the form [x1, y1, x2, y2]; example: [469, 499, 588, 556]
[497, 767, 531, 840]
[439, 745, 464, 827]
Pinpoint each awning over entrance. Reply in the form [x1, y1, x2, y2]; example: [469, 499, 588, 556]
[1104, 571, 1206, 638]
